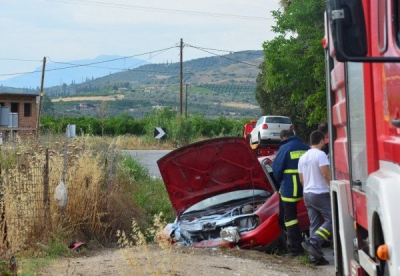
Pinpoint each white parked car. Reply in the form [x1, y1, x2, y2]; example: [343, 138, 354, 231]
[249, 115, 294, 145]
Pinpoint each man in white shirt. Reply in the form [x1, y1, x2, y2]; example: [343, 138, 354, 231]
[298, 130, 331, 265]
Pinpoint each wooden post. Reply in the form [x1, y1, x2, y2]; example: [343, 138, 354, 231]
[36, 57, 46, 139]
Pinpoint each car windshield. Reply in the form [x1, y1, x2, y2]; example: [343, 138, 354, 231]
[265, 117, 291, 124]
[183, 189, 268, 214]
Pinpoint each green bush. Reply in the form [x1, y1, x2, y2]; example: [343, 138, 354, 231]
[40, 110, 250, 146]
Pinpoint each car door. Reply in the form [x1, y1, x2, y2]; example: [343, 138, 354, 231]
[250, 117, 263, 143]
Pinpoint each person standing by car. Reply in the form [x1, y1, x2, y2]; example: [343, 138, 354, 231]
[273, 129, 310, 256]
[298, 130, 331, 265]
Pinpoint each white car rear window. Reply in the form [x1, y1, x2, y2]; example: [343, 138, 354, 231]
[265, 117, 291, 124]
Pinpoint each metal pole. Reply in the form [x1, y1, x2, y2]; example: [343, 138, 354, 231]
[185, 84, 188, 118]
[180, 39, 183, 115]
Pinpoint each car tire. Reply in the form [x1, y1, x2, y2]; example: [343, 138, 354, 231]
[257, 134, 264, 145]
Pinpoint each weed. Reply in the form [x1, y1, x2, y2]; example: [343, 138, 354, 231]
[0, 133, 175, 275]
[117, 213, 181, 275]
[297, 254, 316, 268]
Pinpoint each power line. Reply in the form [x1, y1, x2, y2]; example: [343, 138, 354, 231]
[0, 43, 262, 85]
[46, 46, 178, 72]
[0, 45, 178, 77]
[46, 0, 274, 20]
[0, 58, 42, 62]
[185, 44, 261, 68]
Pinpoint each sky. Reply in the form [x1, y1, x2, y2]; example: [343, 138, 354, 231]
[0, 0, 280, 81]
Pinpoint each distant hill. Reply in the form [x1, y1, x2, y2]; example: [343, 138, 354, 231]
[0, 55, 149, 88]
[1, 50, 265, 119]
[81, 50, 263, 87]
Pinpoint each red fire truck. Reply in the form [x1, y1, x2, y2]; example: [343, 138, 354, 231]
[325, 0, 400, 275]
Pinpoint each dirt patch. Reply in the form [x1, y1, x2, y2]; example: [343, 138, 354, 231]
[219, 102, 259, 109]
[36, 244, 334, 276]
[52, 95, 125, 102]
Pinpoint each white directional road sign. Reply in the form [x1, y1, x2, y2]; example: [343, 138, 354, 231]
[154, 127, 166, 139]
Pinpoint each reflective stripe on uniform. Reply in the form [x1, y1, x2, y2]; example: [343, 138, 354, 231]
[316, 227, 331, 240]
[290, 150, 307, 159]
[280, 196, 302, 203]
[284, 169, 298, 173]
[319, 227, 331, 236]
[285, 219, 299, 227]
[292, 175, 297, 197]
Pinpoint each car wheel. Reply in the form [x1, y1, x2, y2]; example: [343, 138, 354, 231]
[257, 134, 263, 145]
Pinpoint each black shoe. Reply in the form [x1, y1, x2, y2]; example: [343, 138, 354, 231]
[309, 255, 329, 266]
[321, 240, 332, 248]
[302, 240, 323, 260]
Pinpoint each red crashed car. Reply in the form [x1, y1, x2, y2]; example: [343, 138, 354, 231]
[157, 137, 309, 252]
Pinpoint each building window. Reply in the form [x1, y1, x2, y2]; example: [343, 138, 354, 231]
[11, 103, 19, 113]
[24, 103, 32, 117]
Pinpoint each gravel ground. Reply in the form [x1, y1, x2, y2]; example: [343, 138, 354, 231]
[36, 244, 335, 276]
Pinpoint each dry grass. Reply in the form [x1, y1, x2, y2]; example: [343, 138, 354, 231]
[111, 135, 177, 150]
[0, 133, 144, 257]
[221, 102, 259, 109]
[117, 213, 182, 275]
[0, 135, 105, 253]
[0, 132, 181, 276]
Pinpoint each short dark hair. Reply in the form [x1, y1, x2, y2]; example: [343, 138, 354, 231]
[310, 130, 325, 146]
[318, 122, 328, 134]
[280, 129, 295, 139]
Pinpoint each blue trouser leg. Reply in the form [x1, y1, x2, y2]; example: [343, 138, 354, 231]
[281, 200, 303, 253]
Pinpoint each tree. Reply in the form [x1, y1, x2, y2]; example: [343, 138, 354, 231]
[257, 0, 327, 133]
[97, 101, 109, 136]
[41, 94, 55, 115]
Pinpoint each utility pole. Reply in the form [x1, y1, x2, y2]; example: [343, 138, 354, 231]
[180, 38, 183, 116]
[185, 83, 189, 118]
[36, 56, 46, 139]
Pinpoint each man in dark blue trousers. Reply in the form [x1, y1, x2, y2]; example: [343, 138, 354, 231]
[273, 129, 309, 256]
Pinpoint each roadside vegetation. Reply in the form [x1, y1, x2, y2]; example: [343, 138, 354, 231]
[40, 106, 252, 146]
[0, 104, 263, 274]
[0, 133, 175, 275]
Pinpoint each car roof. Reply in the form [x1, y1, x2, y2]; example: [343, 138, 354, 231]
[262, 115, 291, 118]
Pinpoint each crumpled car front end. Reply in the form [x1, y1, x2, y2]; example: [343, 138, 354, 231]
[158, 137, 283, 251]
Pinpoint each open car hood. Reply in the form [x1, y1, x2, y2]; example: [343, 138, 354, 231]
[157, 137, 273, 217]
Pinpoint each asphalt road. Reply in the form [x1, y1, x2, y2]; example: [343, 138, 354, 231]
[124, 150, 172, 178]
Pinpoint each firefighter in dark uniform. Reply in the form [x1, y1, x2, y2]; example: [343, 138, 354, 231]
[273, 129, 310, 256]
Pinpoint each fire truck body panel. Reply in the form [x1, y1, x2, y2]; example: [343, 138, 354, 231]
[326, 0, 400, 274]
[366, 162, 400, 272]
